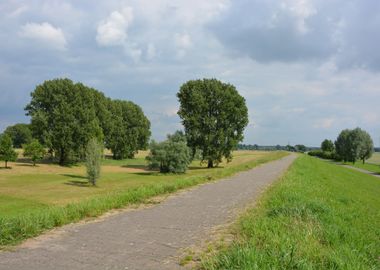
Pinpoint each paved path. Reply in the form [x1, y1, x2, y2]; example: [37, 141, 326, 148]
[0, 154, 296, 270]
[341, 164, 380, 178]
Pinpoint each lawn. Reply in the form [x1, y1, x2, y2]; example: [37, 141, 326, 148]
[0, 150, 288, 247]
[202, 155, 380, 269]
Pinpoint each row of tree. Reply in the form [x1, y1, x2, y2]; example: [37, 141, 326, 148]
[21, 78, 151, 165]
[309, 128, 374, 164]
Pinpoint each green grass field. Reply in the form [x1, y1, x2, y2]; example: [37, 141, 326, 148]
[202, 155, 380, 269]
[348, 152, 380, 174]
[0, 150, 287, 248]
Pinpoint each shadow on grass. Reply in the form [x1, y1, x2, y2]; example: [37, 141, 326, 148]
[0, 167, 12, 170]
[121, 164, 148, 170]
[64, 180, 91, 187]
[62, 174, 87, 179]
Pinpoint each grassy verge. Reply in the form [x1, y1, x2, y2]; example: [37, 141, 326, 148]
[0, 151, 288, 248]
[202, 155, 380, 269]
[350, 162, 380, 174]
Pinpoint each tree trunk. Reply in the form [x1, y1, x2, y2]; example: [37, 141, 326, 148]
[59, 148, 65, 166]
[362, 159, 365, 164]
[5, 160, 8, 168]
[207, 160, 214, 168]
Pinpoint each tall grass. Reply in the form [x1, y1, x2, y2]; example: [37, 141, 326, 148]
[202, 155, 380, 269]
[0, 151, 287, 248]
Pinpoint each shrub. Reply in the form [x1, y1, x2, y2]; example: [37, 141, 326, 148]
[85, 139, 103, 186]
[146, 132, 192, 173]
[308, 150, 337, 160]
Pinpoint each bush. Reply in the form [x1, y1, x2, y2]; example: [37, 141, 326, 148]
[308, 150, 337, 160]
[146, 132, 192, 173]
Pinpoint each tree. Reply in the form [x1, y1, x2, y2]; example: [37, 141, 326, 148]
[85, 138, 103, 186]
[4, 123, 32, 148]
[357, 129, 374, 164]
[321, 139, 334, 152]
[177, 79, 248, 168]
[335, 127, 372, 164]
[25, 78, 103, 165]
[335, 129, 351, 162]
[106, 100, 151, 159]
[23, 139, 46, 166]
[295, 144, 307, 153]
[146, 133, 192, 173]
[0, 134, 18, 168]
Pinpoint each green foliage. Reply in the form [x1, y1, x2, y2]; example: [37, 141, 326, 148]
[85, 139, 103, 186]
[321, 139, 334, 152]
[203, 156, 380, 269]
[23, 139, 46, 166]
[358, 129, 374, 164]
[106, 100, 151, 159]
[294, 144, 306, 153]
[308, 150, 336, 160]
[335, 127, 374, 164]
[3, 123, 32, 148]
[146, 132, 192, 173]
[0, 134, 18, 168]
[25, 78, 150, 165]
[177, 78, 249, 168]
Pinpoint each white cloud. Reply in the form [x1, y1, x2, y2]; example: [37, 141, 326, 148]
[96, 6, 133, 47]
[19, 22, 67, 50]
[313, 118, 335, 129]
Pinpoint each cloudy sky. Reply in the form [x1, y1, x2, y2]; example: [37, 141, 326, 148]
[0, 0, 379, 146]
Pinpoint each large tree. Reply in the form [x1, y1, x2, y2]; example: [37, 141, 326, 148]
[177, 78, 248, 168]
[0, 134, 18, 168]
[357, 129, 374, 164]
[106, 100, 151, 159]
[321, 139, 334, 152]
[25, 78, 103, 165]
[4, 123, 32, 148]
[335, 128, 373, 164]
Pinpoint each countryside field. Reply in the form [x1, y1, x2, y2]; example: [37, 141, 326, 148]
[349, 152, 380, 174]
[202, 155, 380, 269]
[0, 150, 287, 247]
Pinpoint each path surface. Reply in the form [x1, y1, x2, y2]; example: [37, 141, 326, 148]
[341, 164, 380, 178]
[0, 154, 296, 270]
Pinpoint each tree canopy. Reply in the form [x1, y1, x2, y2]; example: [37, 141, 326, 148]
[25, 78, 150, 165]
[321, 139, 334, 152]
[177, 78, 248, 168]
[4, 123, 32, 148]
[335, 128, 373, 164]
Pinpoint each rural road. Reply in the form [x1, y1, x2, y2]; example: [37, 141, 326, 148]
[0, 154, 296, 270]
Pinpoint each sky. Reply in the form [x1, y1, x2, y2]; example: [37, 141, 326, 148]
[0, 0, 379, 147]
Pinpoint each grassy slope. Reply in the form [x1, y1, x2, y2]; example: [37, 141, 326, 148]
[0, 151, 287, 248]
[203, 155, 380, 270]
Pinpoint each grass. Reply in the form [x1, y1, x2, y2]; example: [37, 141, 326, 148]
[350, 162, 380, 174]
[0, 150, 288, 248]
[202, 155, 380, 270]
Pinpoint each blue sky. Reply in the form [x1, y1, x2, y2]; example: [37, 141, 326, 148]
[0, 0, 379, 146]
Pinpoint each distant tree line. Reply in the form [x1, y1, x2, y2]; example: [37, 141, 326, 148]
[237, 144, 314, 153]
[1, 78, 151, 166]
[309, 127, 374, 164]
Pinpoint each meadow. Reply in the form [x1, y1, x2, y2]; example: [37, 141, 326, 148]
[202, 155, 380, 269]
[350, 152, 380, 174]
[0, 150, 287, 247]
